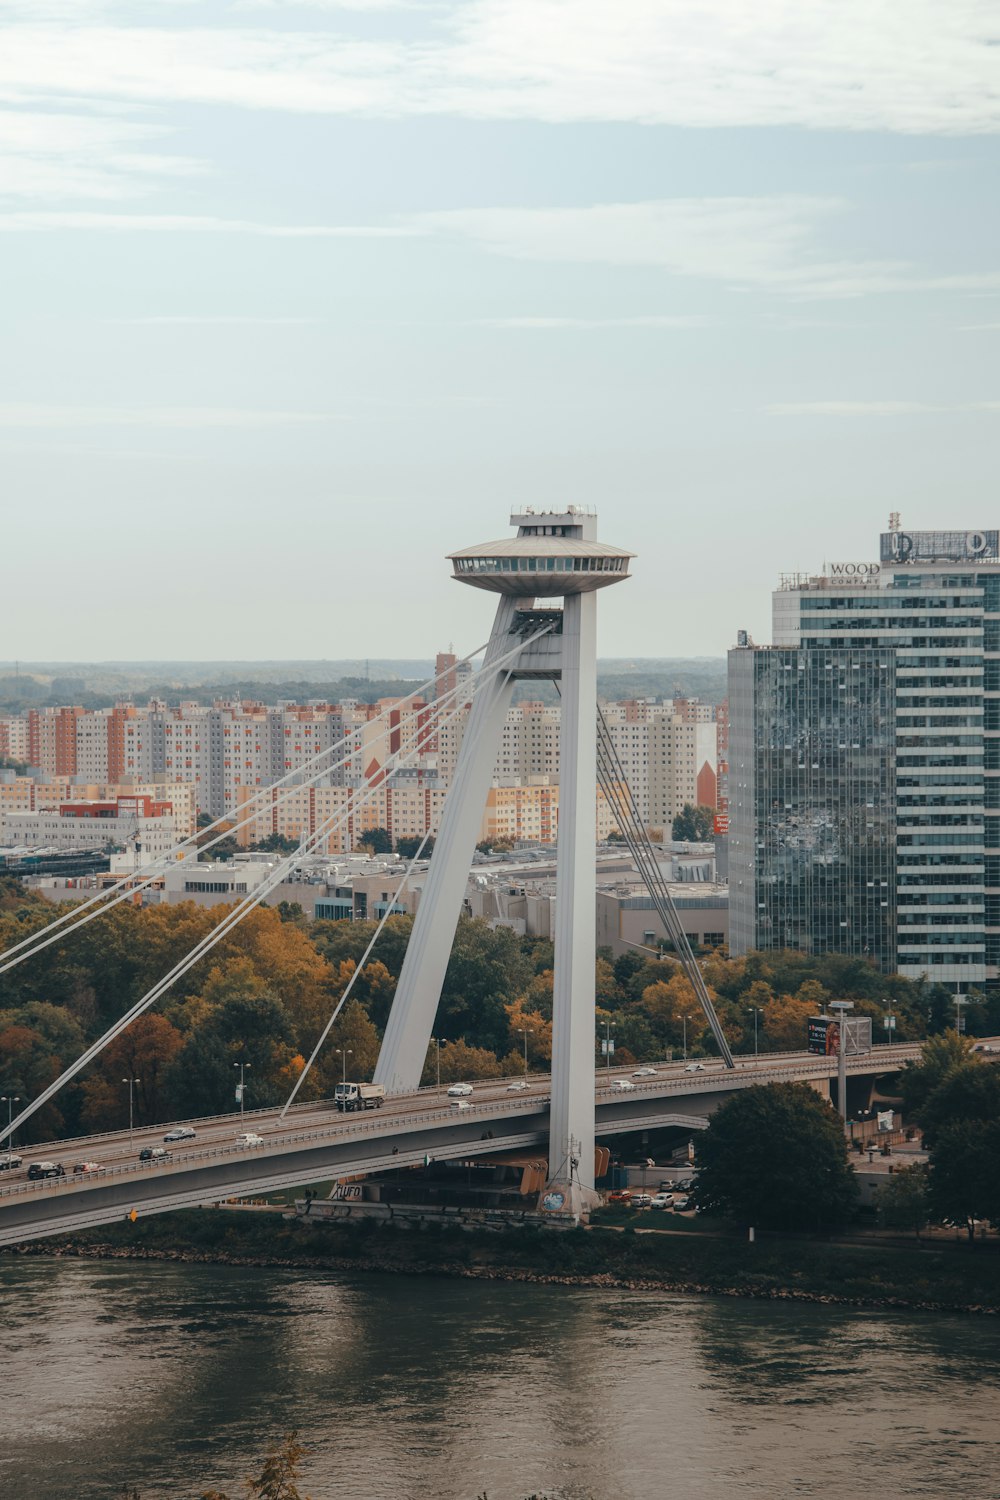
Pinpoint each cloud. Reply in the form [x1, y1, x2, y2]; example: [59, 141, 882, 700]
[0, 210, 423, 235]
[0, 109, 204, 201]
[419, 197, 1000, 301]
[469, 314, 709, 328]
[119, 315, 314, 324]
[766, 400, 1000, 416]
[0, 405, 347, 426]
[0, 1, 998, 135]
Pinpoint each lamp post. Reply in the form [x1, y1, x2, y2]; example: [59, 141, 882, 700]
[953, 993, 968, 1034]
[748, 1006, 762, 1060]
[601, 1017, 614, 1076]
[518, 1026, 531, 1078]
[121, 1077, 140, 1151]
[683, 1014, 691, 1062]
[1, 1094, 20, 1156]
[829, 1001, 854, 1122]
[335, 1048, 353, 1087]
[431, 1037, 441, 1090]
[233, 1061, 251, 1123]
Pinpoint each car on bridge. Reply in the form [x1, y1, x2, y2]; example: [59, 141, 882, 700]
[447, 1082, 473, 1097]
[0, 1154, 22, 1172]
[72, 1161, 100, 1175]
[632, 1067, 659, 1078]
[506, 1080, 530, 1092]
[27, 1161, 64, 1180]
[610, 1079, 636, 1093]
[164, 1127, 197, 1143]
[683, 1063, 706, 1073]
[139, 1147, 171, 1163]
[235, 1132, 264, 1148]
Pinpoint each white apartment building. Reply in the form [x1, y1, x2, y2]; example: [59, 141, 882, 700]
[0, 797, 178, 859]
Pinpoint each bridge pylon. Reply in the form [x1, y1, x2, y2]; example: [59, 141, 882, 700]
[373, 509, 633, 1221]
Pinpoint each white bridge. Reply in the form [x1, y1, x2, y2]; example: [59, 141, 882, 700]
[0, 1045, 924, 1247]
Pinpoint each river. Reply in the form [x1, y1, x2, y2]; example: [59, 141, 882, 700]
[2, 1257, 999, 1499]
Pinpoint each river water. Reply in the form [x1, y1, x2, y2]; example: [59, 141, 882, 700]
[2, 1257, 999, 1499]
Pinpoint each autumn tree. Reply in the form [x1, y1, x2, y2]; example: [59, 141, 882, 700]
[311, 1000, 381, 1095]
[761, 994, 813, 1052]
[505, 995, 553, 1066]
[421, 1038, 503, 1085]
[79, 1014, 184, 1132]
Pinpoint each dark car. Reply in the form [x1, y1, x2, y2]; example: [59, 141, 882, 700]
[0, 1154, 23, 1172]
[139, 1146, 171, 1163]
[27, 1161, 65, 1180]
[163, 1127, 196, 1143]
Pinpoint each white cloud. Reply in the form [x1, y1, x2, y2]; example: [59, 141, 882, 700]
[767, 400, 1000, 415]
[0, 1, 998, 134]
[0, 210, 423, 235]
[469, 314, 708, 328]
[419, 198, 1000, 301]
[0, 404, 346, 426]
[0, 109, 203, 201]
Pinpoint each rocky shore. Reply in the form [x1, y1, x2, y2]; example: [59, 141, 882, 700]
[5, 1222, 1000, 1317]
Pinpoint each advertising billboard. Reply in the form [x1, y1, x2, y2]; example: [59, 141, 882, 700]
[807, 1015, 873, 1056]
[880, 529, 998, 565]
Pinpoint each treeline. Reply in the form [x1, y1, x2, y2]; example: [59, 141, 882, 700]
[0, 876, 992, 1144]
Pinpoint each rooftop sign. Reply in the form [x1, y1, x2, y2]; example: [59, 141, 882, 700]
[880, 530, 998, 564]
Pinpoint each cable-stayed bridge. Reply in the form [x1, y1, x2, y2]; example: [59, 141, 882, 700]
[0, 1045, 932, 1247]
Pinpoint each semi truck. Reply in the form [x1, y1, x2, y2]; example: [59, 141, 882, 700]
[334, 1082, 386, 1112]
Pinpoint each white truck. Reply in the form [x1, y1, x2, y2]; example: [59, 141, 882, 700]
[334, 1082, 386, 1113]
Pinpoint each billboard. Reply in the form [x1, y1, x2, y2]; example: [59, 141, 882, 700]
[880, 529, 998, 565]
[807, 1015, 873, 1057]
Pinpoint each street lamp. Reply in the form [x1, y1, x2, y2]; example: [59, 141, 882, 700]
[953, 992, 968, 1034]
[1, 1094, 20, 1156]
[747, 1006, 762, 1060]
[431, 1037, 441, 1090]
[121, 1077, 140, 1151]
[829, 1001, 854, 1123]
[335, 1048, 353, 1087]
[518, 1026, 532, 1078]
[233, 1061, 251, 1123]
[600, 1018, 615, 1075]
[683, 1014, 691, 1062]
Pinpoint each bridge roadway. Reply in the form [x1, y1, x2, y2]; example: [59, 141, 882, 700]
[0, 1042, 933, 1246]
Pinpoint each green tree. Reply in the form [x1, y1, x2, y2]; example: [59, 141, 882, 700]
[671, 804, 716, 841]
[928, 1119, 1000, 1240]
[692, 1082, 859, 1230]
[357, 827, 392, 854]
[916, 1062, 1000, 1149]
[312, 1000, 381, 1094]
[396, 834, 434, 859]
[874, 1163, 929, 1236]
[900, 1032, 979, 1122]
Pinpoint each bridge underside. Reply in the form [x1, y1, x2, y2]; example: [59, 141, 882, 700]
[0, 1104, 711, 1248]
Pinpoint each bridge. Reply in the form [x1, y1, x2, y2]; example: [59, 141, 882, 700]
[0, 1044, 926, 1246]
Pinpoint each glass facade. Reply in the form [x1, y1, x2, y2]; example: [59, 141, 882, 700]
[739, 530, 1000, 986]
[729, 647, 897, 969]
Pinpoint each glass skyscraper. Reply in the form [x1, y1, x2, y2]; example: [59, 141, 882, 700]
[730, 526, 999, 987]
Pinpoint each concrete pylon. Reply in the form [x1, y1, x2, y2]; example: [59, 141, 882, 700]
[373, 509, 633, 1222]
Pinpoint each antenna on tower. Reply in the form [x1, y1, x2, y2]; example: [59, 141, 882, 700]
[888, 512, 901, 533]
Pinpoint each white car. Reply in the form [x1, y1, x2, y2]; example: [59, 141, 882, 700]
[683, 1063, 705, 1073]
[672, 1194, 691, 1210]
[506, 1080, 530, 1092]
[446, 1082, 473, 1097]
[650, 1192, 674, 1209]
[235, 1132, 264, 1148]
[632, 1067, 659, 1078]
[610, 1079, 636, 1093]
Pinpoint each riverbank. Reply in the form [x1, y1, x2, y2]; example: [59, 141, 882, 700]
[5, 1209, 1000, 1314]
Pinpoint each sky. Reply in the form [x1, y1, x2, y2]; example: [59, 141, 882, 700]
[2, 0, 999, 663]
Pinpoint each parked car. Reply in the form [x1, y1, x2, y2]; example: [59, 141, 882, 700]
[632, 1067, 659, 1078]
[72, 1161, 100, 1174]
[235, 1132, 264, 1148]
[650, 1192, 674, 1209]
[139, 1146, 171, 1163]
[607, 1190, 633, 1205]
[506, 1080, 530, 1092]
[446, 1082, 473, 1097]
[672, 1194, 691, 1210]
[27, 1161, 64, 1180]
[163, 1127, 196, 1143]
[0, 1154, 23, 1172]
[631, 1193, 653, 1209]
[610, 1079, 636, 1093]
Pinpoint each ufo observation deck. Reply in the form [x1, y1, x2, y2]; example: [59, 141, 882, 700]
[449, 535, 634, 595]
